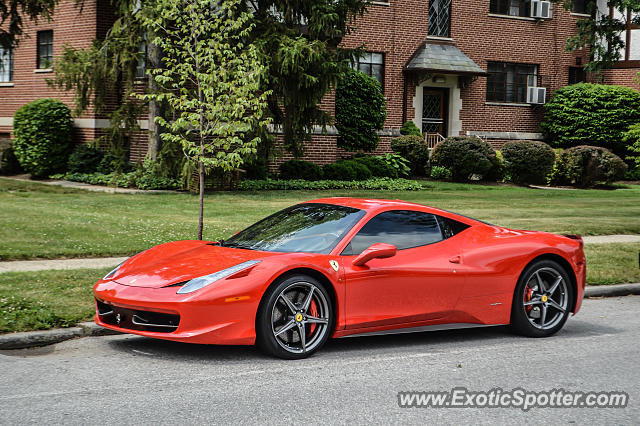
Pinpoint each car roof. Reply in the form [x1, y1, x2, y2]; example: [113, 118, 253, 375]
[305, 197, 434, 212]
[304, 197, 487, 226]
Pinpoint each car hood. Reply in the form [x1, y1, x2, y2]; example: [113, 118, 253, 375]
[111, 241, 280, 288]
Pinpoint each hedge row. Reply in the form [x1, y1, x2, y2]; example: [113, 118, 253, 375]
[238, 177, 428, 191]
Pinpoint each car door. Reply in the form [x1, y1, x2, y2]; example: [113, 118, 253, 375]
[340, 210, 466, 330]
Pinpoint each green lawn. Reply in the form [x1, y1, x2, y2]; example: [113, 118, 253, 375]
[1, 177, 640, 260]
[0, 268, 109, 333]
[584, 243, 640, 285]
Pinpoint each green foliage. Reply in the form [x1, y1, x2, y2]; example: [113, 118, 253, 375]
[624, 123, 640, 168]
[322, 159, 372, 181]
[502, 140, 556, 185]
[67, 144, 104, 173]
[335, 68, 386, 152]
[379, 153, 410, 177]
[242, 154, 269, 180]
[0, 0, 56, 50]
[430, 165, 452, 180]
[97, 153, 133, 174]
[430, 136, 500, 182]
[0, 295, 71, 333]
[551, 0, 628, 72]
[549, 146, 628, 187]
[51, 171, 180, 190]
[279, 159, 323, 181]
[400, 121, 422, 137]
[541, 84, 640, 156]
[141, 0, 270, 173]
[352, 155, 397, 178]
[390, 135, 430, 176]
[0, 146, 23, 175]
[12, 98, 73, 177]
[238, 177, 427, 191]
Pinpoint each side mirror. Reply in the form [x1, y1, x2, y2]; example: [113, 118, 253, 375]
[352, 243, 397, 267]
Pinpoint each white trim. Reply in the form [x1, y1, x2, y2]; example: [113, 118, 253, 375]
[0, 82, 14, 87]
[413, 74, 463, 138]
[466, 130, 544, 140]
[33, 68, 53, 73]
[488, 13, 536, 21]
[426, 36, 454, 41]
[0, 117, 149, 130]
[371, 1, 390, 6]
[570, 12, 591, 18]
[485, 102, 533, 107]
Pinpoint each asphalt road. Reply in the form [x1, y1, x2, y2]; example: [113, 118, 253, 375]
[1, 296, 638, 425]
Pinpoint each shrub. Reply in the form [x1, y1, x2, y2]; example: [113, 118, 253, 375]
[501, 140, 556, 185]
[390, 135, 430, 176]
[335, 68, 386, 152]
[541, 84, 640, 156]
[67, 144, 104, 173]
[379, 153, 410, 177]
[0, 146, 24, 175]
[550, 146, 627, 187]
[323, 160, 372, 181]
[623, 123, 640, 169]
[97, 153, 133, 174]
[13, 99, 74, 177]
[430, 136, 500, 182]
[239, 177, 428, 191]
[430, 165, 452, 180]
[279, 159, 323, 181]
[400, 121, 422, 137]
[352, 155, 398, 178]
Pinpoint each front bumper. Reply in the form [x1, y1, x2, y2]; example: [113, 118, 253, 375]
[94, 280, 259, 345]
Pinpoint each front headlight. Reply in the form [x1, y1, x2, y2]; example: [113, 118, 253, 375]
[103, 261, 125, 280]
[176, 260, 261, 294]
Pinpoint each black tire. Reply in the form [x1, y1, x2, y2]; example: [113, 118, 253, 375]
[256, 274, 334, 359]
[510, 259, 573, 337]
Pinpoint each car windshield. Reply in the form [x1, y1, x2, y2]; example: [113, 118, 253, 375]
[222, 203, 365, 254]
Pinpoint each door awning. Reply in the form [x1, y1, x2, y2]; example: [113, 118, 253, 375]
[405, 42, 487, 76]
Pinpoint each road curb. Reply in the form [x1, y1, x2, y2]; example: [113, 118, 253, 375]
[0, 322, 121, 350]
[584, 283, 640, 298]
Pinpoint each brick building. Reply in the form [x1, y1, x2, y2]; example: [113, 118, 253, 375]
[1, 0, 639, 164]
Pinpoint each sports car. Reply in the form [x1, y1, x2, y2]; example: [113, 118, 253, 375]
[94, 198, 586, 359]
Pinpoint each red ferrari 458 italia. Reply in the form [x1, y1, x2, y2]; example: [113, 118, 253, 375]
[94, 198, 586, 359]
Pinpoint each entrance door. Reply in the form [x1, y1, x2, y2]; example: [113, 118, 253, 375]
[422, 88, 449, 136]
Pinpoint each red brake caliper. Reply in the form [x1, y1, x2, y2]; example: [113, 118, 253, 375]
[307, 300, 318, 336]
[524, 285, 534, 313]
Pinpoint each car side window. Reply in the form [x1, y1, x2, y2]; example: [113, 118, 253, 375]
[436, 215, 470, 239]
[343, 210, 443, 255]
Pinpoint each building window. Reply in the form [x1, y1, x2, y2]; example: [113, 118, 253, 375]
[568, 66, 586, 84]
[486, 61, 539, 103]
[353, 52, 384, 87]
[37, 30, 53, 69]
[135, 40, 147, 79]
[490, 0, 531, 17]
[0, 45, 13, 82]
[428, 0, 452, 37]
[571, 0, 590, 14]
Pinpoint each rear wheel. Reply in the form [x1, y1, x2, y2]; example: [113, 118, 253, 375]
[510, 260, 573, 337]
[256, 274, 334, 359]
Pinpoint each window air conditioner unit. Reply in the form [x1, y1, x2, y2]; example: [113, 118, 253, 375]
[527, 86, 547, 104]
[531, 0, 552, 19]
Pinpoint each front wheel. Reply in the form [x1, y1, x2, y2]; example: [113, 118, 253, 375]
[510, 260, 573, 337]
[256, 275, 334, 359]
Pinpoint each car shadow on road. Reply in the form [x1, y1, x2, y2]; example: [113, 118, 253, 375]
[104, 317, 619, 362]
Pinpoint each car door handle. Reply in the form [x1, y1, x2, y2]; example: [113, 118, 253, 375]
[448, 255, 461, 264]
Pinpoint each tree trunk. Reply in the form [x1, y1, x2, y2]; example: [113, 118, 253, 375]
[198, 159, 204, 240]
[147, 38, 162, 160]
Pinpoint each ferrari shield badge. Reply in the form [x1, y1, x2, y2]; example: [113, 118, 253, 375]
[329, 260, 339, 272]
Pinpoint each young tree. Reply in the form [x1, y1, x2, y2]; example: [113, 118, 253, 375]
[140, 0, 270, 240]
[553, 0, 640, 72]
